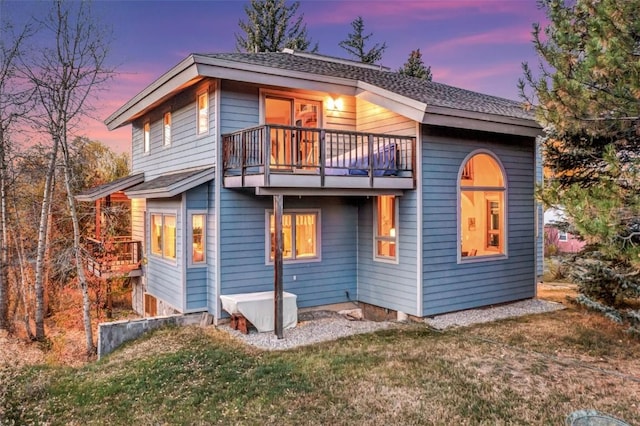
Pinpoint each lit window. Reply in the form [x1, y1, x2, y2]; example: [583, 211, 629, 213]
[151, 214, 162, 255]
[460, 152, 506, 259]
[267, 211, 319, 262]
[163, 112, 171, 146]
[163, 215, 176, 259]
[191, 214, 205, 264]
[143, 122, 150, 153]
[150, 213, 176, 261]
[197, 92, 208, 135]
[558, 230, 568, 242]
[375, 195, 397, 261]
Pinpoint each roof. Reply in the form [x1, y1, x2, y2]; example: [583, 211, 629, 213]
[125, 167, 214, 199]
[106, 50, 539, 136]
[75, 173, 145, 202]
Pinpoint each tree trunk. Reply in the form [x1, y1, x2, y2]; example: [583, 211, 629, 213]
[33, 138, 58, 342]
[0, 139, 9, 330]
[60, 143, 96, 356]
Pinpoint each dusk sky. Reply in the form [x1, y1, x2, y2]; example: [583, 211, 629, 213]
[4, 0, 548, 154]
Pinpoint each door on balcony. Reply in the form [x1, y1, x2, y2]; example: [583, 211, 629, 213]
[265, 96, 320, 170]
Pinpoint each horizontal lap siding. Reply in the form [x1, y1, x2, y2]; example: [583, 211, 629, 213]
[186, 185, 209, 311]
[207, 183, 217, 314]
[536, 140, 544, 278]
[357, 193, 418, 315]
[132, 81, 216, 179]
[146, 198, 183, 311]
[355, 98, 418, 315]
[422, 127, 536, 316]
[219, 193, 357, 308]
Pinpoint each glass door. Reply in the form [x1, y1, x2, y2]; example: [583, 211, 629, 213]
[266, 97, 293, 169]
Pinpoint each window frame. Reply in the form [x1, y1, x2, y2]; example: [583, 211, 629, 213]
[189, 211, 206, 266]
[149, 211, 177, 263]
[143, 121, 150, 153]
[374, 195, 399, 264]
[558, 230, 568, 242]
[458, 149, 508, 263]
[264, 209, 321, 264]
[163, 112, 172, 147]
[196, 91, 209, 136]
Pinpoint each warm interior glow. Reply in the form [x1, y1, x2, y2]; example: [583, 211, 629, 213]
[192, 214, 205, 263]
[269, 212, 317, 261]
[376, 196, 397, 259]
[460, 154, 505, 258]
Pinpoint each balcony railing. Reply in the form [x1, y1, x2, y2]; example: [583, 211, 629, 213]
[80, 236, 142, 278]
[223, 125, 415, 188]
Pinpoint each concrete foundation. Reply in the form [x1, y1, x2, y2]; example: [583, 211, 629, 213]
[97, 313, 209, 359]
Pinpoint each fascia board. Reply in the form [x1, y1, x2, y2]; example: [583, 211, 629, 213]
[195, 62, 357, 96]
[105, 56, 200, 130]
[424, 106, 542, 137]
[355, 84, 427, 123]
[125, 169, 215, 199]
[75, 173, 145, 202]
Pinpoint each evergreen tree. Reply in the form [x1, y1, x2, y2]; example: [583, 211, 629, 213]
[235, 0, 317, 53]
[339, 16, 386, 64]
[398, 49, 432, 80]
[521, 0, 640, 331]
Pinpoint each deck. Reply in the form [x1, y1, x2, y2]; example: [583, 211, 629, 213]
[80, 236, 142, 279]
[223, 125, 415, 192]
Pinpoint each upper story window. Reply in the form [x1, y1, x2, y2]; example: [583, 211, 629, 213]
[266, 210, 320, 263]
[197, 91, 208, 135]
[374, 195, 398, 262]
[163, 112, 171, 146]
[459, 152, 506, 260]
[143, 122, 150, 153]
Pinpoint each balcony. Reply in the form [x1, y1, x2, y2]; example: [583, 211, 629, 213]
[223, 125, 415, 193]
[80, 236, 142, 279]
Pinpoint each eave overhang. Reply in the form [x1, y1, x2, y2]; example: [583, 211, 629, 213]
[75, 173, 145, 202]
[124, 167, 214, 199]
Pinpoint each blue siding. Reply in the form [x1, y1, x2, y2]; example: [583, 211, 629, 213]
[185, 184, 209, 311]
[535, 138, 544, 279]
[219, 81, 259, 134]
[357, 192, 419, 316]
[422, 126, 536, 316]
[219, 192, 357, 309]
[206, 182, 217, 315]
[146, 198, 184, 311]
[132, 81, 216, 179]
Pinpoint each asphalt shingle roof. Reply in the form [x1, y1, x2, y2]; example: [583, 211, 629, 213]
[199, 52, 534, 121]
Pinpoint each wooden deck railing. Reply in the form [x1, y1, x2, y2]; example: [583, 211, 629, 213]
[80, 236, 142, 278]
[222, 125, 415, 187]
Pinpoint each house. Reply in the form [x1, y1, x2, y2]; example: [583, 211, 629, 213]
[78, 50, 543, 322]
[544, 208, 585, 254]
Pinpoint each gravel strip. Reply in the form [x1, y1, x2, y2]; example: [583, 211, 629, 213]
[218, 299, 565, 350]
[425, 299, 565, 330]
[218, 310, 398, 351]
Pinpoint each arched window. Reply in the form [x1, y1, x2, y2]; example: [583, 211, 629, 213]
[459, 151, 506, 259]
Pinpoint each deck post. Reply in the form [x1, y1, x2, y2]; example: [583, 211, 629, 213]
[273, 194, 284, 339]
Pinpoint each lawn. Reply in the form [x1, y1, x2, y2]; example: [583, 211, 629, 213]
[1, 291, 639, 425]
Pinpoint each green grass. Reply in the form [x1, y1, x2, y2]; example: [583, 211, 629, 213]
[2, 309, 639, 425]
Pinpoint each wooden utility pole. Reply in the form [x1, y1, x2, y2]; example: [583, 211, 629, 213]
[273, 194, 284, 339]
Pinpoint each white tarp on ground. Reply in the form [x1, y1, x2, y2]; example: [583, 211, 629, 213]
[220, 291, 297, 332]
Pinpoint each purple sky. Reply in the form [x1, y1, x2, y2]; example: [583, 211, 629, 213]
[4, 0, 548, 154]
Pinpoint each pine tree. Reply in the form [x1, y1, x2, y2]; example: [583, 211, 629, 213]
[398, 49, 432, 80]
[521, 0, 640, 330]
[235, 0, 317, 53]
[339, 16, 386, 64]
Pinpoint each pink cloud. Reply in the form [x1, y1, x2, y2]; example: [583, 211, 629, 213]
[426, 26, 532, 53]
[434, 62, 522, 95]
[306, 1, 536, 26]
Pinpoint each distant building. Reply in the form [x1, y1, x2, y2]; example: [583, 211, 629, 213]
[544, 208, 585, 254]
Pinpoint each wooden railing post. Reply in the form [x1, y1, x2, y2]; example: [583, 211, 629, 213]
[265, 126, 271, 186]
[319, 129, 326, 187]
[368, 134, 374, 187]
